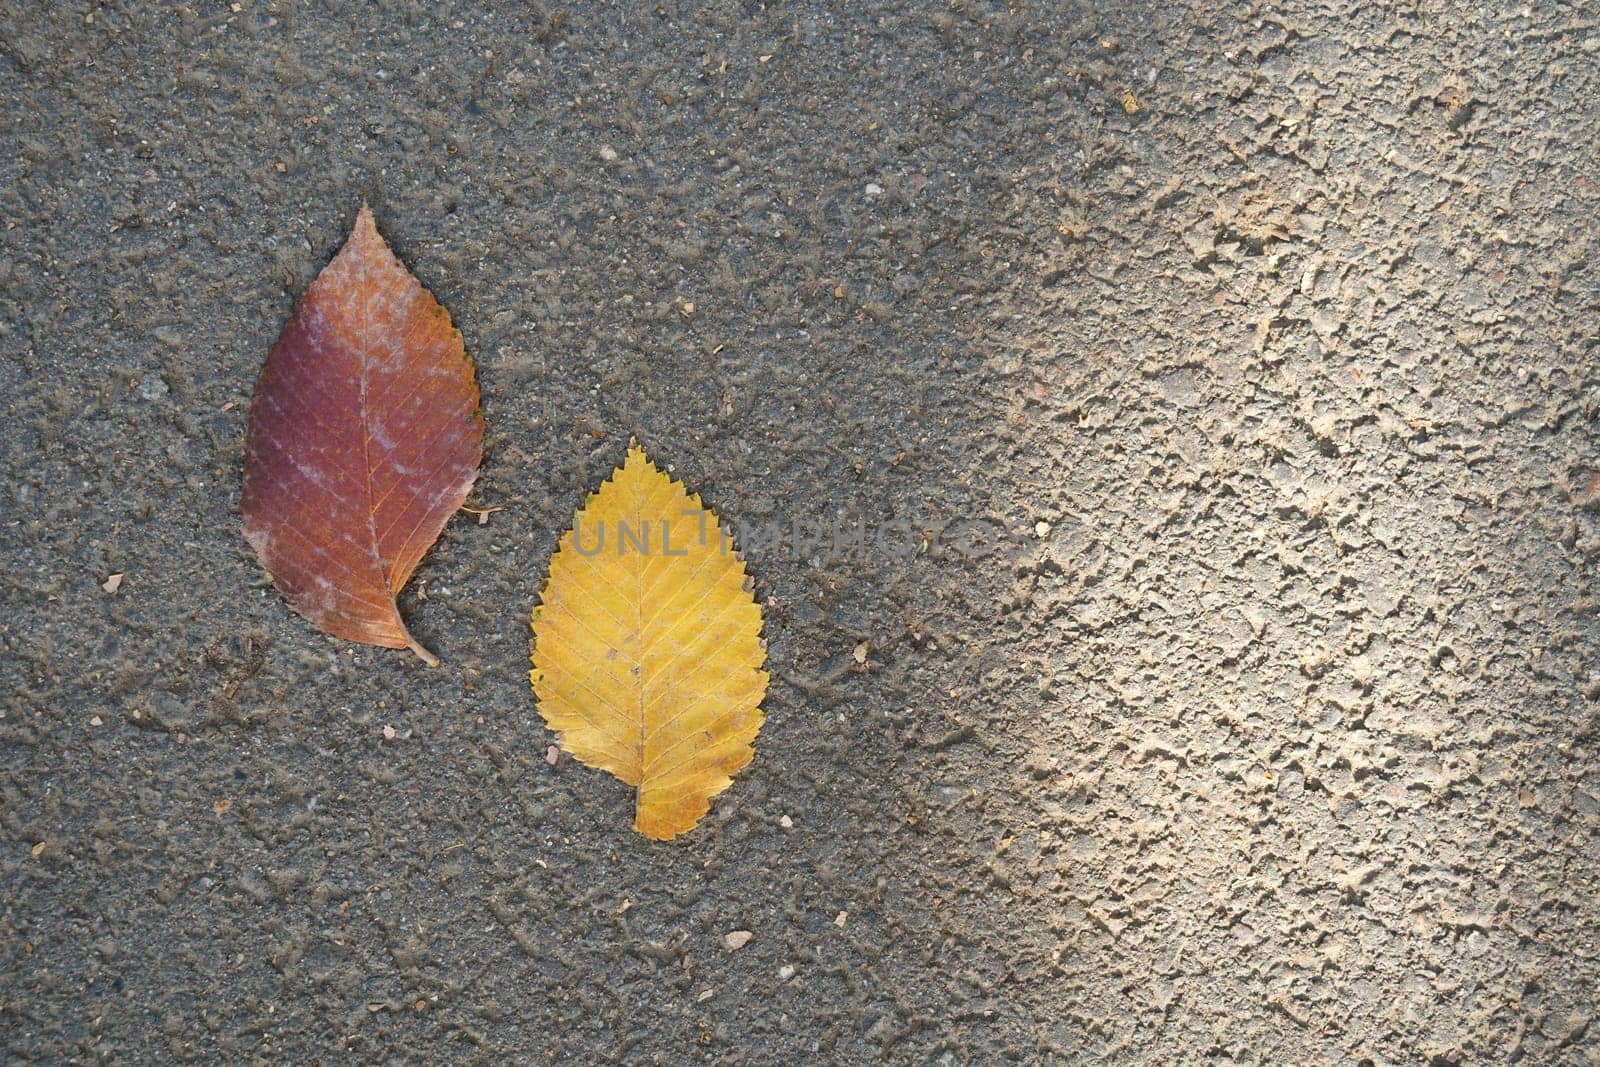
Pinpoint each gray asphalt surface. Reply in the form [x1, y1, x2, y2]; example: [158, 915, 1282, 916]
[3, 1, 1599, 1063]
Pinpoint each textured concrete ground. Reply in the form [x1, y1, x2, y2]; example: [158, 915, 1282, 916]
[2, 1, 1598, 1063]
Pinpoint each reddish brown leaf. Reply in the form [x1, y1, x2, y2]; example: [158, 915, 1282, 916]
[242, 204, 483, 665]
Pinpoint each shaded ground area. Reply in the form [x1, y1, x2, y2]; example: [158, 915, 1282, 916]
[3, 1, 1598, 1063]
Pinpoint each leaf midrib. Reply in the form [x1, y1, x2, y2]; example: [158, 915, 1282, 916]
[632, 471, 647, 785]
[354, 250, 390, 604]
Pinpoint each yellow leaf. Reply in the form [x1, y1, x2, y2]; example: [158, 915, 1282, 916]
[529, 443, 767, 840]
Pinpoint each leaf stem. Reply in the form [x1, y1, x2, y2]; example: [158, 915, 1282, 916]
[405, 634, 441, 668]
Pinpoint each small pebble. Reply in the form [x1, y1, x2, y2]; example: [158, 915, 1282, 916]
[382, 724, 396, 740]
[864, 182, 883, 196]
[777, 964, 795, 980]
[598, 145, 619, 162]
[779, 814, 793, 829]
[138, 374, 169, 401]
[723, 930, 753, 951]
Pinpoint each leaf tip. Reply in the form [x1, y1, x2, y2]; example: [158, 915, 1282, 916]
[634, 811, 686, 842]
[348, 200, 388, 257]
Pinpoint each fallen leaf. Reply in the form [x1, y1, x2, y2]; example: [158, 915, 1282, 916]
[31, 841, 45, 858]
[529, 443, 767, 840]
[723, 930, 754, 950]
[241, 203, 483, 666]
[213, 798, 232, 815]
[852, 640, 868, 665]
[102, 573, 124, 595]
